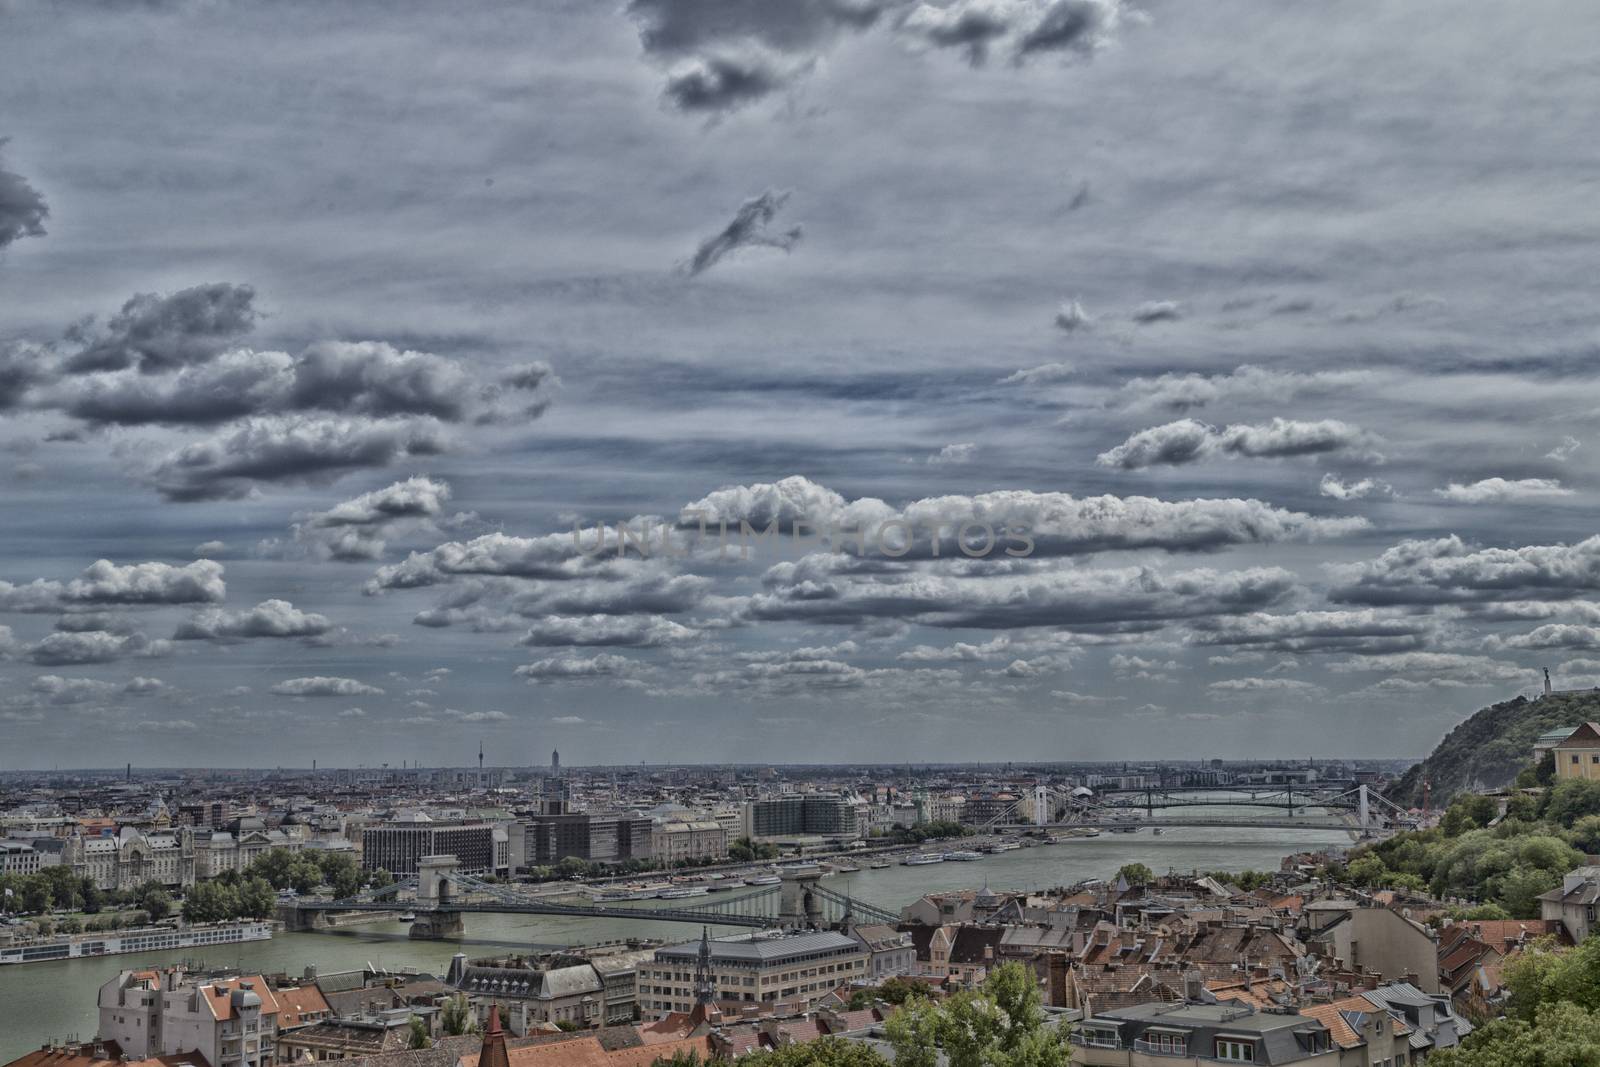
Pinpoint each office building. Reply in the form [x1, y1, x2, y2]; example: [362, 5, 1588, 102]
[361, 819, 497, 875]
[740, 794, 863, 841]
[520, 812, 653, 866]
[636, 931, 868, 1014]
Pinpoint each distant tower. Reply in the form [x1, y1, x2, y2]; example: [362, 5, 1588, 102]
[552, 748, 560, 774]
[1544, 667, 1553, 698]
[478, 740, 484, 789]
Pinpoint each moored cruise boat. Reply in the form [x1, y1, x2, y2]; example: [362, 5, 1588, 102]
[943, 850, 983, 862]
[988, 840, 1022, 852]
[657, 885, 710, 899]
[902, 852, 944, 865]
[0, 920, 273, 966]
[869, 860, 892, 869]
[745, 874, 782, 886]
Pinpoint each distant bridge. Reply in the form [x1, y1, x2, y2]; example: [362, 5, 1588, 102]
[995, 815, 1365, 833]
[285, 858, 898, 940]
[977, 782, 1413, 835]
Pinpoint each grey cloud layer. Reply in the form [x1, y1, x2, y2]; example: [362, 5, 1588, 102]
[0, 141, 49, 250]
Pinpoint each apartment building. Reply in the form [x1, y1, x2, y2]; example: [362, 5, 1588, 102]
[98, 969, 285, 1067]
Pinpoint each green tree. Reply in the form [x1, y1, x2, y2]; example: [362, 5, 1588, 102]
[885, 963, 1067, 1067]
[1569, 814, 1600, 854]
[1346, 854, 1391, 888]
[246, 848, 298, 890]
[1547, 779, 1600, 828]
[136, 883, 172, 922]
[739, 1038, 890, 1067]
[406, 1015, 432, 1049]
[440, 993, 479, 1035]
[237, 876, 277, 919]
[21, 880, 51, 914]
[1429, 1001, 1600, 1067]
[884, 995, 943, 1067]
[1116, 863, 1153, 886]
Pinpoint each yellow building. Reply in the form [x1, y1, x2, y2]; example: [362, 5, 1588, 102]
[1554, 722, 1600, 781]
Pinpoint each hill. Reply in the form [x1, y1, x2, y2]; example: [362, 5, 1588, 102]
[1387, 690, 1600, 807]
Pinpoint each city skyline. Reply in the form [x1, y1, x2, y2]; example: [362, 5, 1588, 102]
[4, 0, 1600, 767]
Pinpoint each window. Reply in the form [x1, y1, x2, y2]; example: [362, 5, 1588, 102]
[1574, 755, 1581, 764]
[1216, 1039, 1255, 1061]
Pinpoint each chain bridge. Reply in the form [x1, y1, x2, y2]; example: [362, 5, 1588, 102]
[283, 857, 900, 940]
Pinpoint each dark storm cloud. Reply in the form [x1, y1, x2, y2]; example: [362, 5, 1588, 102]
[284, 341, 473, 421]
[685, 190, 803, 276]
[64, 283, 259, 374]
[150, 415, 449, 502]
[0, 140, 49, 250]
[1015, 0, 1127, 58]
[44, 340, 549, 433]
[48, 350, 291, 426]
[627, 0, 887, 110]
[899, 3, 1012, 65]
[626, 0, 1135, 111]
[1097, 418, 1376, 469]
[1129, 299, 1182, 324]
[628, 0, 886, 55]
[0, 342, 49, 412]
[1329, 535, 1600, 607]
[663, 54, 797, 113]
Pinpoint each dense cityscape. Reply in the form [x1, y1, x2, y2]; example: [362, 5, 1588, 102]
[1, 714, 1598, 1065]
[7, 0, 1600, 1064]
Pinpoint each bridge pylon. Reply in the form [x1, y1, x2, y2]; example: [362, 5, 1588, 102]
[411, 854, 465, 940]
[779, 866, 824, 929]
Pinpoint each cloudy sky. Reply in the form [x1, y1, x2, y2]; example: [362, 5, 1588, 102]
[2, 0, 1598, 769]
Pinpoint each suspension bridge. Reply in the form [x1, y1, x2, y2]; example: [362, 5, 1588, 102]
[979, 782, 1413, 837]
[282, 856, 900, 940]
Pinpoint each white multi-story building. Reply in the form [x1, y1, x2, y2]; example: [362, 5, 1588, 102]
[651, 820, 729, 864]
[0, 840, 42, 876]
[98, 968, 285, 1067]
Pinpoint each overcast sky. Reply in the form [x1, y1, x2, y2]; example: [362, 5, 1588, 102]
[2, 0, 1598, 769]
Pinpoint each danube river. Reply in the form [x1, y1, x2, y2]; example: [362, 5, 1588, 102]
[0, 816, 1350, 1056]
